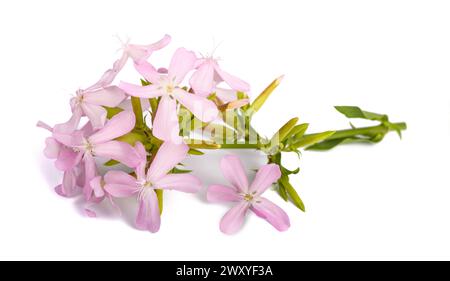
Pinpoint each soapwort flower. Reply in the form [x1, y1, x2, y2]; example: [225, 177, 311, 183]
[104, 141, 202, 232]
[119, 48, 219, 142]
[207, 155, 290, 234]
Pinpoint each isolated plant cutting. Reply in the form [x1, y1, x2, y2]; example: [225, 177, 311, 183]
[38, 34, 407, 234]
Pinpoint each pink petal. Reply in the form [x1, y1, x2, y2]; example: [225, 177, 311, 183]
[88, 111, 135, 144]
[215, 88, 238, 103]
[136, 190, 161, 232]
[220, 154, 249, 193]
[82, 154, 97, 201]
[86, 52, 129, 91]
[168, 48, 197, 84]
[250, 197, 290, 231]
[90, 176, 105, 198]
[54, 169, 78, 197]
[190, 62, 215, 96]
[55, 146, 82, 171]
[154, 174, 202, 193]
[134, 141, 147, 180]
[133, 61, 161, 84]
[147, 141, 189, 182]
[152, 95, 181, 142]
[53, 107, 82, 134]
[83, 86, 126, 107]
[93, 141, 140, 168]
[126, 34, 171, 63]
[214, 64, 250, 92]
[119, 81, 163, 98]
[52, 130, 84, 148]
[220, 201, 250, 234]
[44, 137, 61, 159]
[104, 170, 138, 197]
[36, 121, 53, 132]
[80, 103, 107, 130]
[249, 164, 281, 196]
[172, 88, 218, 123]
[207, 184, 241, 203]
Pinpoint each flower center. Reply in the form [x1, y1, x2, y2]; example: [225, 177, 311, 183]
[137, 180, 154, 202]
[165, 84, 174, 94]
[243, 193, 254, 202]
[83, 139, 94, 154]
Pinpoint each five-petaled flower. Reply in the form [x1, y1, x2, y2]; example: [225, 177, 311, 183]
[104, 141, 202, 232]
[207, 155, 290, 234]
[119, 48, 219, 142]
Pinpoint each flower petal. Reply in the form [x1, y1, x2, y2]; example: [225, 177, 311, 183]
[215, 88, 238, 103]
[126, 34, 171, 63]
[55, 146, 82, 171]
[220, 201, 250, 234]
[136, 190, 160, 232]
[119, 81, 163, 98]
[104, 170, 138, 197]
[133, 61, 161, 84]
[220, 154, 249, 193]
[54, 169, 78, 197]
[82, 153, 97, 201]
[53, 107, 82, 134]
[152, 95, 181, 142]
[83, 86, 126, 107]
[251, 197, 290, 231]
[93, 141, 140, 168]
[44, 137, 61, 159]
[190, 62, 215, 96]
[90, 176, 105, 198]
[207, 184, 241, 203]
[81, 103, 107, 130]
[154, 174, 202, 193]
[249, 164, 281, 195]
[134, 141, 148, 180]
[168, 48, 196, 84]
[88, 111, 135, 144]
[172, 88, 218, 122]
[147, 141, 189, 182]
[214, 64, 250, 92]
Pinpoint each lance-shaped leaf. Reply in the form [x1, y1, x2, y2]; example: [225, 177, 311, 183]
[334, 106, 388, 122]
[269, 117, 299, 144]
[248, 75, 284, 114]
[115, 131, 147, 145]
[291, 131, 335, 149]
[279, 175, 305, 212]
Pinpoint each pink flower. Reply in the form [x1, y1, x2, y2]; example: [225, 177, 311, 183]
[123, 34, 171, 65]
[104, 141, 202, 233]
[207, 155, 290, 234]
[119, 48, 219, 142]
[190, 58, 250, 98]
[52, 111, 140, 201]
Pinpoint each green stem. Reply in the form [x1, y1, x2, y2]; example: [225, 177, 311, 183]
[210, 122, 407, 149]
[314, 122, 407, 141]
[131, 97, 144, 129]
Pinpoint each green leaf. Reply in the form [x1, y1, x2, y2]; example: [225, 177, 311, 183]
[292, 131, 335, 149]
[248, 75, 284, 114]
[171, 167, 192, 174]
[279, 176, 305, 212]
[290, 123, 309, 139]
[334, 106, 388, 122]
[104, 106, 124, 119]
[305, 138, 347, 151]
[188, 148, 204, 155]
[104, 159, 120, 166]
[269, 117, 299, 145]
[277, 184, 288, 201]
[115, 131, 147, 145]
[155, 189, 163, 214]
[140, 79, 150, 86]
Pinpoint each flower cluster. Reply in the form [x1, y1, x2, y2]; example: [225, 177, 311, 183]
[39, 34, 406, 234]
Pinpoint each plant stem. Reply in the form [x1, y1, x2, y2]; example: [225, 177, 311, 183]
[131, 97, 144, 129]
[310, 122, 407, 141]
[211, 122, 407, 149]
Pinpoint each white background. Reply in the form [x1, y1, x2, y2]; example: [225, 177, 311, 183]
[0, 0, 449, 260]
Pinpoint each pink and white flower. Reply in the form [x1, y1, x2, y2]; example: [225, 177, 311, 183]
[207, 155, 290, 234]
[119, 48, 219, 142]
[104, 141, 202, 232]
